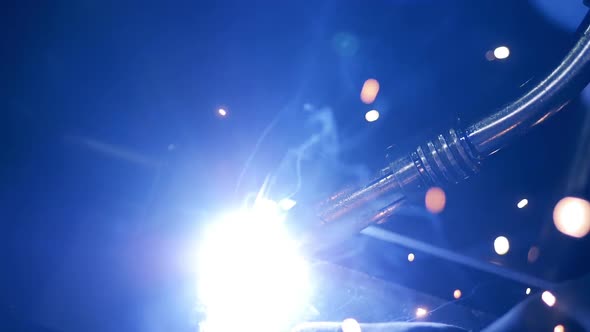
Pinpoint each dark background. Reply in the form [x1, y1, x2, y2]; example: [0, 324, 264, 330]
[2, 0, 589, 331]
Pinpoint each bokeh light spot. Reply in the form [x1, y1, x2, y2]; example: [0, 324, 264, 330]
[526, 287, 531, 295]
[453, 289, 462, 299]
[365, 110, 380, 122]
[494, 236, 510, 255]
[493, 46, 510, 59]
[425, 187, 446, 214]
[527, 246, 540, 263]
[408, 253, 415, 262]
[415, 307, 428, 318]
[542, 291, 556, 307]
[553, 196, 590, 238]
[341, 318, 362, 332]
[485, 50, 495, 61]
[554, 324, 565, 332]
[517, 198, 528, 209]
[217, 108, 228, 117]
[360, 78, 380, 104]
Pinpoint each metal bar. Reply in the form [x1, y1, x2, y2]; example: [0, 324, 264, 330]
[361, 226, 556, 291]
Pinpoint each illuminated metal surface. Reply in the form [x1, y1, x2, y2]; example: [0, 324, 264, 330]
[298, 262, 495, 331]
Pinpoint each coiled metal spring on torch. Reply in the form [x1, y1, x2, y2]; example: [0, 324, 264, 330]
[411, 128, 480, 186]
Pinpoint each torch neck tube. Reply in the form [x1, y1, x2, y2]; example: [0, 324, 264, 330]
[466, 20, 590, 157]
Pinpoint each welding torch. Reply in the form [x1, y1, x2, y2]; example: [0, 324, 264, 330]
[290, 12, 590, 256]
